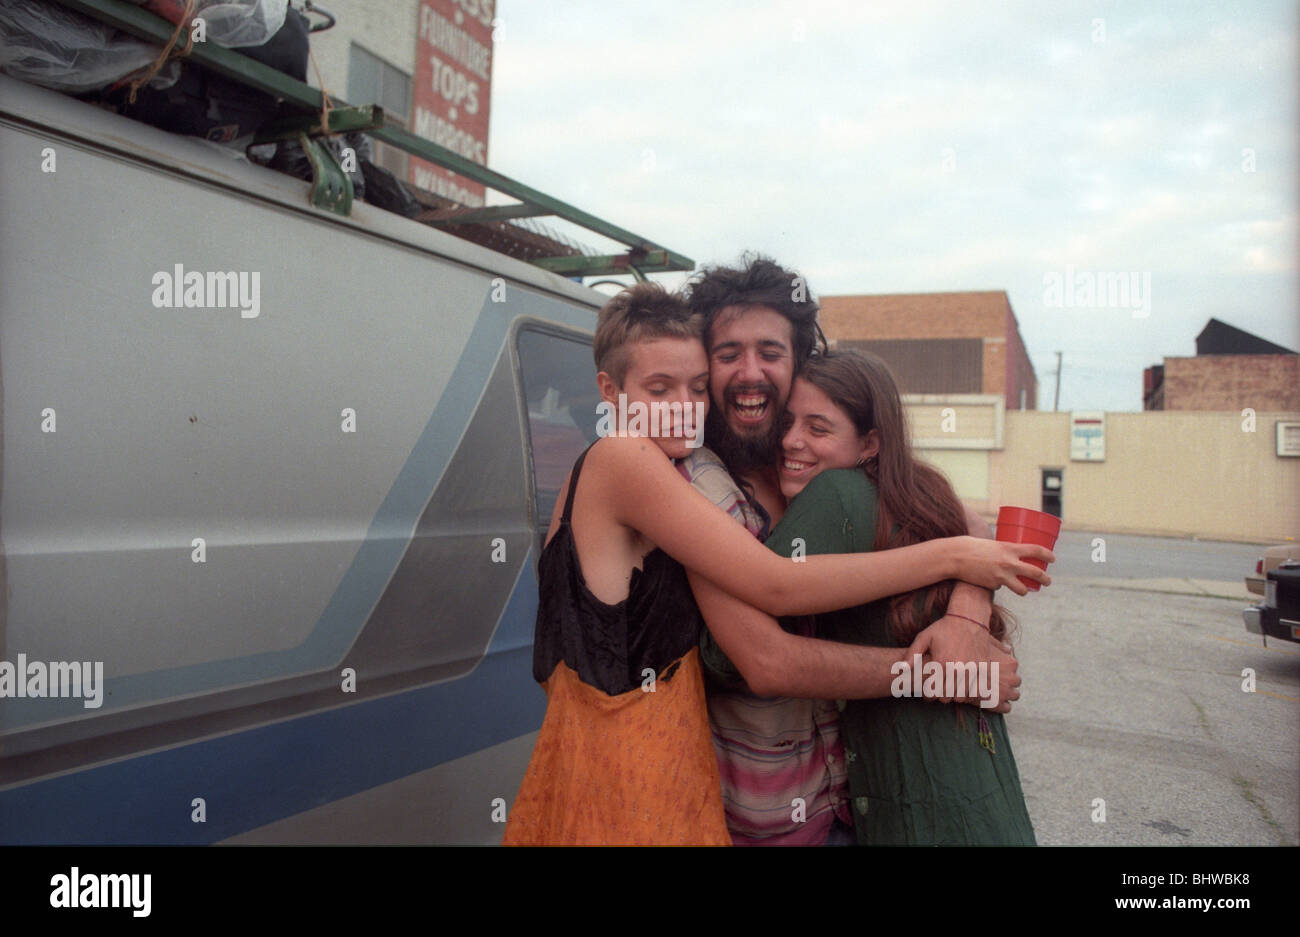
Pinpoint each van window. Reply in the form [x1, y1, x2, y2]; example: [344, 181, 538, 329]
[516, 328, 601, 551]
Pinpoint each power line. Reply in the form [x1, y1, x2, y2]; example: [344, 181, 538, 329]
[1052, 350, 1063, 412]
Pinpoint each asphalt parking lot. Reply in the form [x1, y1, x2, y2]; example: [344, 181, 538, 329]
[1001, 532, 1299, 846]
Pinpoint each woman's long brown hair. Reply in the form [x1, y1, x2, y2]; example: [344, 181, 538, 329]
[797, 349, 1010, 643]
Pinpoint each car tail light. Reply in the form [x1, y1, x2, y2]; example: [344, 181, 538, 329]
[1256, 559, 1263, 575]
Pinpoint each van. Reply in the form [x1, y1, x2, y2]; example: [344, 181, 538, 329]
[0, 65, 675, 843]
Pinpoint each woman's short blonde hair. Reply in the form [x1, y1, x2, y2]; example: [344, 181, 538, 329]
[593, 283, 705, 385]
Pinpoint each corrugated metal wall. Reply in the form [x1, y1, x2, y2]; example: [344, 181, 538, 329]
[837, 338, 983, 395]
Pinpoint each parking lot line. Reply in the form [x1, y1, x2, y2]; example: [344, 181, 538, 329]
[1208, 634, 1300, 658]
[1255, 689, 1300, 703]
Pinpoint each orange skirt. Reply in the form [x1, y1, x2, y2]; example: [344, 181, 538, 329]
[503, 647, 730, 845]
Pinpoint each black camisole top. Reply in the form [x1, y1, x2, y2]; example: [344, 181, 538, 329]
[531, 444, 706, 696]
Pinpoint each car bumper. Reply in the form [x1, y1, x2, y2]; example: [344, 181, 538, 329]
[1244, 604, 1300, 643]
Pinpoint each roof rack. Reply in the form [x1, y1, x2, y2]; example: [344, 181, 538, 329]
[48, 0, 694, 280]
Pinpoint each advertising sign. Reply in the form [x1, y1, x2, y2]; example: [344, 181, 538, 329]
[412, 1, 495, 206]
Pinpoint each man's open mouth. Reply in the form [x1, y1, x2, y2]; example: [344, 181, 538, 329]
[729, 391, 771, 424]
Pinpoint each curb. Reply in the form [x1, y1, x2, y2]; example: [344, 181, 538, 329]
[1065, 577, 1253, 602]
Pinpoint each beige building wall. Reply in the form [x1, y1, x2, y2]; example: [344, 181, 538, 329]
[905, 394, 1003, 448]
[902, 403, 1299, 541]
[917, 449, 990, 503]
[986, 410, 1300, 542]
[984, 411, 1062, 518]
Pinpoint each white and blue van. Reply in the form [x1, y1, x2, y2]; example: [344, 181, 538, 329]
[0, 23, 686, 842]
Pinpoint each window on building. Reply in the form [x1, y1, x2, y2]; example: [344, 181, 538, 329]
[348, 44, 411, 179]
[839, 338, 983, 395]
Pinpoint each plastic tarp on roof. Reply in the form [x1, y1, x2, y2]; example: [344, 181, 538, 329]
[0, 0, 287, 92]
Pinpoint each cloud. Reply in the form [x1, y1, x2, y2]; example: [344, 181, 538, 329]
[482, 1, 1295, 410]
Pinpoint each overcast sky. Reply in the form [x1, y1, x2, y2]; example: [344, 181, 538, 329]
[485, 0, 1297, 412]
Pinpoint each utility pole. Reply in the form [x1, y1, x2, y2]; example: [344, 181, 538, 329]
[1052, 350, 1063, 412]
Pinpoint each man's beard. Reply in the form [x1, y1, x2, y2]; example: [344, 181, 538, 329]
[704, 391, 784, 475]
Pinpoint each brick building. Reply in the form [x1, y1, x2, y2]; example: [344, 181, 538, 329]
[1143, 318, 1299, 411]
[807, 301, 1297, 541]
[818, 291, 1037, 410]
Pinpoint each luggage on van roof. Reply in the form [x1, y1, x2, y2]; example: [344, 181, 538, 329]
[0, 0, 292, 93]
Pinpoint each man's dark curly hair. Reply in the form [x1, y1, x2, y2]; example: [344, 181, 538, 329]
[684, 253, 826, 368]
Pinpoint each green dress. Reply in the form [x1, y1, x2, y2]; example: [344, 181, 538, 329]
[767, 469, 1037, 846]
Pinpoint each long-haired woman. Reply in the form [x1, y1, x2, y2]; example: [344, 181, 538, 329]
[765, 348, 1035, 845]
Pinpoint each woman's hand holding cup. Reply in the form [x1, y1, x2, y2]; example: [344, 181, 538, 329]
[952, 535, 1055, 595]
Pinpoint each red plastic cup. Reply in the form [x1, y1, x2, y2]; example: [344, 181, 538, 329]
[995, 506, 1061, 591]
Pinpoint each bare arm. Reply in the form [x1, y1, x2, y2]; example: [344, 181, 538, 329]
[690, 489, 1020, 708]
[921, 506, 1020, 709]
[964, 505, 993, 540]
[691, 571, 1020, 710]
[595, 437, 1052, 616]
[689, 570, 906, 699]
[947, 505, 995, 625]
